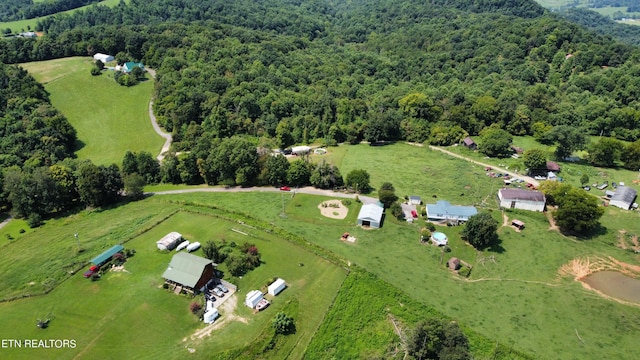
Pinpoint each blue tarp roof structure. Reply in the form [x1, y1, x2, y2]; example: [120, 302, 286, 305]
[90, 245, 124, 266]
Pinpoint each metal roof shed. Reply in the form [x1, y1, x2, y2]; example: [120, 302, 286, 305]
[162, 252, 216, 290]
[610, 186, 637, 210]
[90, 245, 124, 266]
[357, 203, 384, 228]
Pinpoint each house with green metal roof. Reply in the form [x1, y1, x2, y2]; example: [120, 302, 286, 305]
[90, 245, 124, 266]
[162, 252, 216, 292]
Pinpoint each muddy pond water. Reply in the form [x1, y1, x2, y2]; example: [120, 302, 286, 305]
[582, 271, 640, 304]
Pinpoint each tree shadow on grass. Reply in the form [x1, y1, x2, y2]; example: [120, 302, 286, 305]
[74, 139, 85, 152]
[485, 235, 506, 254]
[564, 224, 608, 241]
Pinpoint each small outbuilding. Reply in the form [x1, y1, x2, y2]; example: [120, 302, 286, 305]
[245, 290, 264, 308]
[447, 257, 461, 271]
[157, 232, 182, 251]
[90, 244, 124, 266]
[409, 195, 422, 205]
[268, 278, 286, 296]
[162, 252, 216, 294]
[498, 189, 546, 212]
[93, 53, 114, 63]
[462, 137, 477, 150]
[609, 186, 638, 210]
[511, 219, 525, 230]
[546, 161, 561, 172]
[357, 203, 384, 228]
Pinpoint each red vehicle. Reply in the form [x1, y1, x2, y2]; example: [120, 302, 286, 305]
[411, 210, 418, 218]
[83, 265, 99, 278]
[279, 186, 291, 191]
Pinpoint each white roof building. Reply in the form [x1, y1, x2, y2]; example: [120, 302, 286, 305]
[498, 189, 546, 212]
[156, 232, 182, 251]
[93, 53, 114, 63]
[357, 203, 384, 228]
[268, 278, 286, 296]
[245, 290, 264, 308]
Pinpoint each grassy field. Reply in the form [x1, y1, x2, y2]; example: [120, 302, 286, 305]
[2, 143, 640, 358]
[0, 199, 346, 359]
[20, 57, 164, 165]
[0, 0, 126, 33]
[154, 143, 640, 359]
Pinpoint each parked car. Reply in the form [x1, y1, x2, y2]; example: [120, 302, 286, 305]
[583, 186, 590, 191]
[280, 186, 291, 191]
[212, 288, 224, 297]
[217, 284, 229, 293]
[411, 210, 418, 218]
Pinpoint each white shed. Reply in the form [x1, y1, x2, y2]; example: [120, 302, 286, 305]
[498, 189, 546, 212]
[245, 290, 263, 308]
[409, 196, 421, 205]
[357, 203, 384, 228]
[93, 53, 114, 63]
[268, 278, 286, 296]
[156, 232, 182, 250]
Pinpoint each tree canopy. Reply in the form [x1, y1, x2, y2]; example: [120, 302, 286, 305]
[461, 212, 498, 249]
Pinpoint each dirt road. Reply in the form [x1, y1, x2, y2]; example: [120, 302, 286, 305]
[145, 68, 172, 161]
[427, 145, 540, 187]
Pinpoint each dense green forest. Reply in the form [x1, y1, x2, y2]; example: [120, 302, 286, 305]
[3, 0, 640, 217]
[0, 0, 102, 22]
[560, 8, 640, 46]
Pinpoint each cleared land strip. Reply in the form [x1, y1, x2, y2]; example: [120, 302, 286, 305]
[427, 145, 540, 187]
[145, 68, 173, 161]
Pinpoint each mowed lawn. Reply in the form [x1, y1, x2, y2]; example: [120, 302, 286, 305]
[20, 57, 163, 165]
[0, 0, 127, 33]
[0, 201, 346, 359]
[160, 142, 640, 359]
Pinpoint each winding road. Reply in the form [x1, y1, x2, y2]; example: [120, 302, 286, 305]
[145, 68, 173, 161]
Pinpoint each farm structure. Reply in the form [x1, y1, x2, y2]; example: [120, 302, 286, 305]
[498, 188, 546, 212]
[268, 278, 286, 296]
[409, 195, 422, 205]
[462, 137, 477, 150]
[93, 53, 114, 63]
[157, 232, 182, 250]
[357, 203, 384, 228]
[123, 62, 144, 73]
[162, 252, 216, 294]
[609, 186, 638, 210]
[90, 245, 124, 267]
[291, 145, 311, 155]
[546, 161, 561, 172]
[425, 200, 477, 225]
[245, 290, 264, 308]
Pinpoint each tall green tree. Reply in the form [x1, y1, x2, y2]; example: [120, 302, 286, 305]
[345, 169, 370, 193]
[461, 212, 498, 249]
[286, 159, 312, 187]
[378, 182, 398, 208]
[549, 125, 588, 160]
[479, 128, 513, 158]
[622, 140, 640, 171]
[587, 137, 624, 167]
[263, 154, 290, 186]
[554, 188, 604, 236]
[523, 148, 547, 174]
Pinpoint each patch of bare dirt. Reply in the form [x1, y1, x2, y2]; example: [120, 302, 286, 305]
[318, 200, 348, 219]
[545, 211, 559, 231]
[188, 294, 248, 341]
[559, 256, 640, 281]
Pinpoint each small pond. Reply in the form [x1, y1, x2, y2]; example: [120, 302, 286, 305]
[582, 271, 640, 304]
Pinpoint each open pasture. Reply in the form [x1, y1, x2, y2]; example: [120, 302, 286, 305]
[0, 198, 345, 359]
[20, 57, 163, 165]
